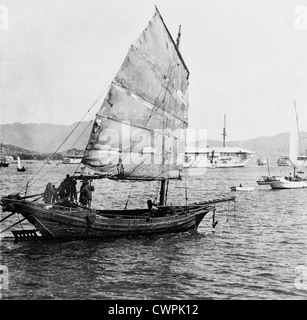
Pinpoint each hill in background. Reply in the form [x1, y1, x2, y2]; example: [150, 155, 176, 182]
[0, 122, 92, 154]
[1, 122, 307, 161]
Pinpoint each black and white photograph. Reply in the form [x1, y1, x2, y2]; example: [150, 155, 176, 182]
[1, 0, 307, 303]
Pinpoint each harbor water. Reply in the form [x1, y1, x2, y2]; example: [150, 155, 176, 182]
[1, 161, 307, 300]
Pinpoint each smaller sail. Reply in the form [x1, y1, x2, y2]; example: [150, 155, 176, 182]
[289, 102, 299, 168]
[17, 156, 21, 169]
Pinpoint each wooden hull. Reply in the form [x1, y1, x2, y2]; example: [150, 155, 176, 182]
[256, 176, 282, 186]
[1, 198, 212, 240]
[257, 181, 272, 185]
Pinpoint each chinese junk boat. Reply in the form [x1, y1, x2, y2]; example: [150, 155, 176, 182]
[0, 8, 234, 240]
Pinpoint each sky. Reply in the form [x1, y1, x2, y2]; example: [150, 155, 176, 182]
[1, 0, 307, 142]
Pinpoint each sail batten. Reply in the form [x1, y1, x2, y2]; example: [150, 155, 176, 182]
[82, 9, 189, 180]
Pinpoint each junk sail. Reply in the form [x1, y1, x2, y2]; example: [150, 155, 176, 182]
[82, 8, 190, 180]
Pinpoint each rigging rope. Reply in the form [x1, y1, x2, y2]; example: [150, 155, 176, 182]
[124, 182, 134, 209]
[18, 82, 115, 194]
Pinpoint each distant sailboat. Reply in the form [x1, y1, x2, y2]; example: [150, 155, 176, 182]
[0, 7, 235, 240]
[0, 143, 10, 167]
[256, 158, 267, 166]
[269, 101, 307, 189]
[17, 156, 26, 172]
[256, 159, 282, 185]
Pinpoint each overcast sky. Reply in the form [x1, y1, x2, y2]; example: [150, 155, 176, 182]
[1, 0, 307, 141]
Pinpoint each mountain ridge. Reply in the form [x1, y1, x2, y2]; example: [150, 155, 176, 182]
[1, 122, 307, 160]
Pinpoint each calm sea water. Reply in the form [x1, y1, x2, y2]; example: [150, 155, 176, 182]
[1, 161, 307, 300]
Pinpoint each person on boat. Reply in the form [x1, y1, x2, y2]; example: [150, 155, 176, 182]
[117, 157, 125, 177]
[57, 181, 66, 199]
[289, 173, 292, 181]
[147, 199, 158, 210]
[63, 174, 72, 197]
[43, 182, 55, 204]
[79, 180, 93, 208]
[79, 179, 87, 205]
[69, 177, 78, 202]
[239, 183, 243, 187]
[51, 184, 59, 203]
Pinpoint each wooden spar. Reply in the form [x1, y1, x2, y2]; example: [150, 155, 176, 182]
[22, 193, 44, 200]
[267, 159, 270, 176]
[0, 212, 15, 224]
[164, 180, 169, 205]
[176, 25, 181, 48]
[159, 135, 166, 206]
[190, 196, 236, 206]
[222, 114, 227, 148]
[159, 180, 166, 206]
[31, 215, 56, 238]
[0, 217, 27, 234]
[74, 174, 108, 180]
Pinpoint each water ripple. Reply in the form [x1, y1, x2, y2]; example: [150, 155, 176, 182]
[1, 163, 307, 299]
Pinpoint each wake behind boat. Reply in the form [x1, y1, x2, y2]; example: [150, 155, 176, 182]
[0, 7, 235, 241]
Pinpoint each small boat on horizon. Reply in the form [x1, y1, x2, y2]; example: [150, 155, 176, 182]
[0, 143, 12, 167]
[17, 156, 26, 172]
[256, 158, 267, 166]
[277, 155, 290, 167]
[230, 185, 255, 191]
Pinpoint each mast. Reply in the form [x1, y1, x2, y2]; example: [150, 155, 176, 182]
[267, 159, 270, 177]
[159, 180, 166, 206]
[289, 100, 299, 176]
[176, 25, 181, 48]
[222, 114, 226, 148]
[294, 100, 297, 178]
[159, 135, 166, 206]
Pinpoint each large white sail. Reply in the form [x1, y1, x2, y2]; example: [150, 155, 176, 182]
[82, 8, 189, 180]
[17, 156, 21, 169]
[289, 102, 299, 168]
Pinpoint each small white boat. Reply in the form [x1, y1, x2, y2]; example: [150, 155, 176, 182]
[230, 186, 255, 191]
[269, 178, 307, 189]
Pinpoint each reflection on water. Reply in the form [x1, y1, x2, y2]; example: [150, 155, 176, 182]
[1, 161, 307, 299]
